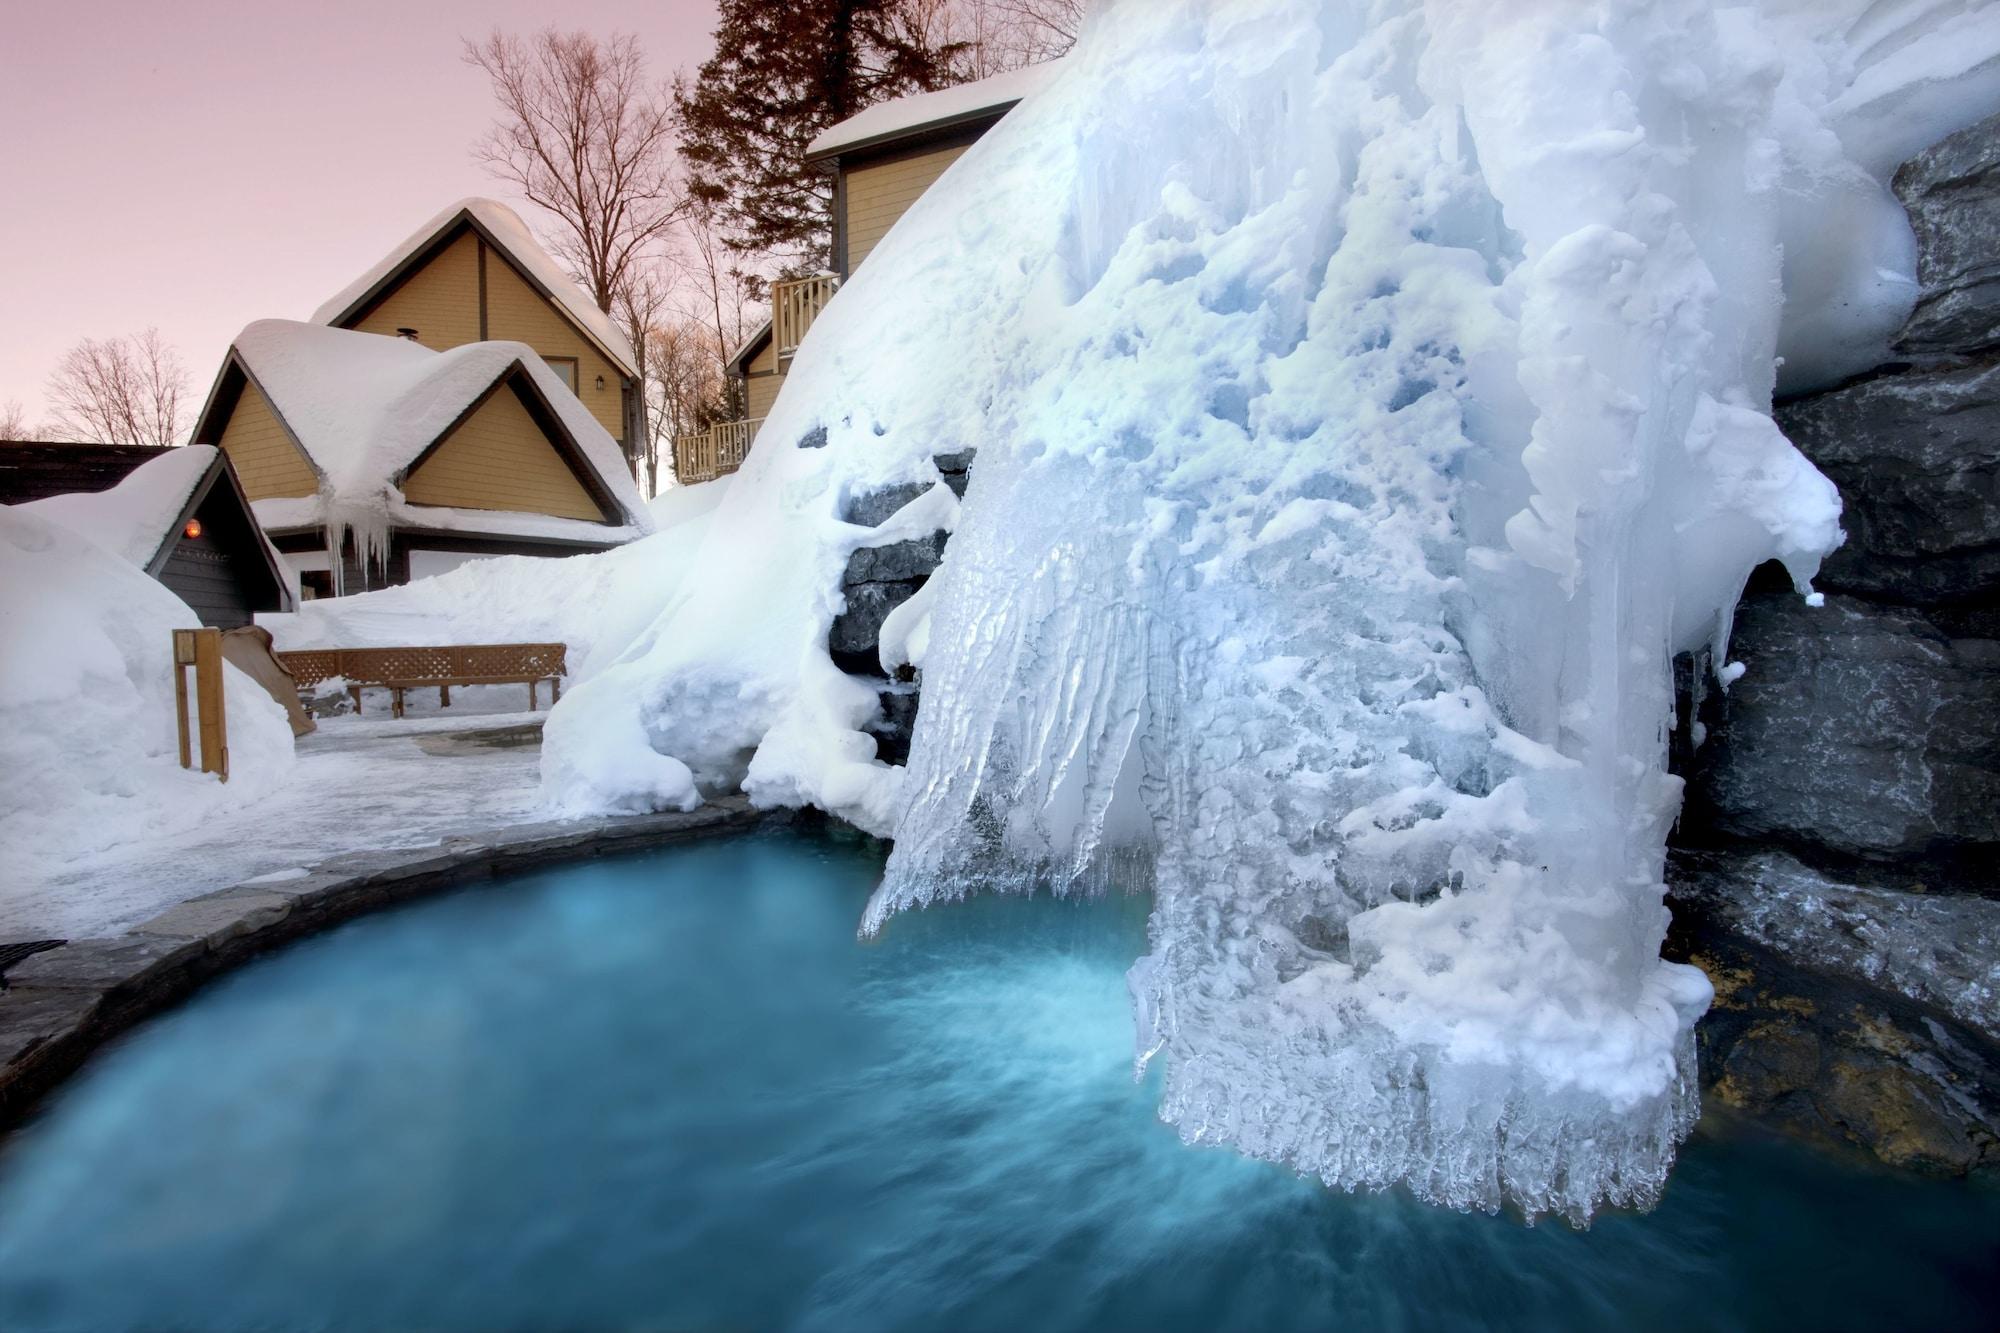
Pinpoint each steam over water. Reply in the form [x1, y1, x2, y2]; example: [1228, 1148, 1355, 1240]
[0, 832, 1993, 1331]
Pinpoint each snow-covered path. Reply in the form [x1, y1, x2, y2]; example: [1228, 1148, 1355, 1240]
[3, 710, 549, 940]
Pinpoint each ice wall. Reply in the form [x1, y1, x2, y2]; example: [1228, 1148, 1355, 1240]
[544, 0, 2000, 1220]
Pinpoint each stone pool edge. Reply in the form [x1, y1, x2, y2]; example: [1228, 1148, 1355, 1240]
[0, 798, 774, 1135]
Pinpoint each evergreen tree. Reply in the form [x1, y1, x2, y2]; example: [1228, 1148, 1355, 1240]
[677, 1, 971, 274]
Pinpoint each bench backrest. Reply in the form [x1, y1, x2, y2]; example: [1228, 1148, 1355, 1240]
[276, 643, 567, 688]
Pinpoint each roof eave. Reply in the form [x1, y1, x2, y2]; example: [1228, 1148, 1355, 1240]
[804, 103, 1020, 167]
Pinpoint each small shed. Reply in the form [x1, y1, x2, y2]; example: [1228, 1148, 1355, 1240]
[1, 442, 295, 627]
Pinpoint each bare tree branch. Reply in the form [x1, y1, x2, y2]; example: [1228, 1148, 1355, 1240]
[465, 28, 689, 313]
[45, 329, 189, 447]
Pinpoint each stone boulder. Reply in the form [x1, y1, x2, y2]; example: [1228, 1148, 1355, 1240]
[1893, 110, 2000, 358]
[1667, 849, 2000, 1178]
[1687, 592, 2000, 864]
[1777, 353, 2000, 604]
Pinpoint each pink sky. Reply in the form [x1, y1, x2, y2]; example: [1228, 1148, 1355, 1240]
[0, 0, 719, 432]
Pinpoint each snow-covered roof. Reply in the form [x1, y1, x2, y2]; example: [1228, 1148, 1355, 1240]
[310, 198, 638, 378]
[16, 445, 217, 568]
[805, 61, 1065, 162]
[225, 320, 648, 534]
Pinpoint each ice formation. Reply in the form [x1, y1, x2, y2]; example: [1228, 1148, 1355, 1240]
[544, 0, 2000, 1220]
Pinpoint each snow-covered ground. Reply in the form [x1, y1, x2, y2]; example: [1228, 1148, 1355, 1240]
[0, 708, 545, 939]
[1, 480, 729, 937]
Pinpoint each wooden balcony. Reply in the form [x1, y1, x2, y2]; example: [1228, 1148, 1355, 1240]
[772, 274, 839, 361]
[674, 417, 763, 487]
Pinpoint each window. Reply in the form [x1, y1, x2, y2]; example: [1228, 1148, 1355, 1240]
[542, 356, 579, 392]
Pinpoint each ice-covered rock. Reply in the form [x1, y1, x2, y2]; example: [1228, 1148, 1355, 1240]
[1778, 354, 2000, 605]
[1690, 590, 2000, 861]
[1894, 110, 2000, 357]
[542, 0, 2000, 1220]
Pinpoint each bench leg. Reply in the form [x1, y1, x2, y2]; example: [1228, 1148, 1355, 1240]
[393, 687, 405, 720]
[349, 685, 363, 716]
[529, 680, 538, 711]
[551, 675, 561, 704]
[440, 684, 451, 709]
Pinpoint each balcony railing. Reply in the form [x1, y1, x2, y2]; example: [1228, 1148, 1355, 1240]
[772, 273, 839, 361]
[674, 417, 763, 487]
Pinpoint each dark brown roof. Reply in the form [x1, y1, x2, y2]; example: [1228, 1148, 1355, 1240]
[0, 442, 174, 505]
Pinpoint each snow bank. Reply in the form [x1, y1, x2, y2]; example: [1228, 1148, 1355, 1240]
[262, 477, 728, 687]
[0, 508, 295, 889]
[541, 0, 1998, 1221]
[17, 445, 214, 567]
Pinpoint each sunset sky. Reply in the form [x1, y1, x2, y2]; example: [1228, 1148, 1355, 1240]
[0, 0, 720, 430]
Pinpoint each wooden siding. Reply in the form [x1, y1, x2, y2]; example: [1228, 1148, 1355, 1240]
[482, 248, 628, 440]
[159, 534, 254, 628]
[217, 380, 317, 499]
[745, 337, 783, 420]
[350, 231, 483, 348]
[843, 143, 970, 271]
[401, 385, 605, 522]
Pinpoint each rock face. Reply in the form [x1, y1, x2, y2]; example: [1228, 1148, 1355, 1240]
[1669, 111, 2000, 1178]
[1894, 111, 2000, 358]
[1689, 593, 2000, 862]
[1776, 354, 2000, 604]
[830, 454, 971, 756]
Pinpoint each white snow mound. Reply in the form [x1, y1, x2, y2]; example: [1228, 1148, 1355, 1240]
[540, 0, 1999, 1221]
[0, 508, 295, 889]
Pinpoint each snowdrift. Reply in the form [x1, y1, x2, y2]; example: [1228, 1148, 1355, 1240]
[541, 0, 2000, 1220]
[0, 507, 296, 888]
[263, 480, 729, 694]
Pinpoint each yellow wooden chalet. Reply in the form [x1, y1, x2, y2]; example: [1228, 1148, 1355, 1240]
[190, 320, 650, 597]
[312, 198, 644, 460]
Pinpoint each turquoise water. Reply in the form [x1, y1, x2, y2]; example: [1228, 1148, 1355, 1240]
[0, 830, 1994, 1332]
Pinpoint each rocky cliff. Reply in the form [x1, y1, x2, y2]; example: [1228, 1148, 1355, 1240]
[1671, 112, 2000, 1175]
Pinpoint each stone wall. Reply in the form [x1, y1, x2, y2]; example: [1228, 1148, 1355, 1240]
[1670, 112, 2000, 1175]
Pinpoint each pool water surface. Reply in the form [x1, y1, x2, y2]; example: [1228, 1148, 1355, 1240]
[0, 829, 1994, 1331]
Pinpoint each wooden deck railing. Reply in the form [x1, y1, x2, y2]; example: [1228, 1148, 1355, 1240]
[276, 643, 568, 717]
[674, 417, 763, 487]
[773, 274, 839, 361]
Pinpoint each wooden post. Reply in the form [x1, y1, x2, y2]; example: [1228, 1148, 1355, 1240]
[172, 629, 195, 770]
[192, 627, 228, 781]
[528, 680, 538, 711]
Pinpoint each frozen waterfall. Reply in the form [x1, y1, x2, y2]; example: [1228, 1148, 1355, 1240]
[544, 0, 2000, 1221]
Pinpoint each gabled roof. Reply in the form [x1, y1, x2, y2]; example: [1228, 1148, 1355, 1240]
[726, 318, 774, 377]
[805, 60, 1065, 164]
[0, 442, 173, 505]
[191, 320, 648, 533]
[310, 198, 639, 379]
[10, 444, 294, 606]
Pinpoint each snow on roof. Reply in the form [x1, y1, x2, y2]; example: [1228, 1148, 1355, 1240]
[232, 320, 647, 531]
[310, 198, 638, 377]
[805, 60, 1066, 161]
[17, 445, 217, 568]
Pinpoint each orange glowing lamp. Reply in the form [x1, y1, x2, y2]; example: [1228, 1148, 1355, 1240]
[183, 518, 203, 539]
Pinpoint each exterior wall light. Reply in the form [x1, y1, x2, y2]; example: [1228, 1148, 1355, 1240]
[183, 518, 203, 539]
[595, 374, 606, 391]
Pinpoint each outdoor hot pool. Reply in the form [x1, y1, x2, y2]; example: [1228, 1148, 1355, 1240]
[0, 829, 1994, 1331]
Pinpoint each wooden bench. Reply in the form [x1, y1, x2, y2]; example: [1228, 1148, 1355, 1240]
[275, 643, 568, 719]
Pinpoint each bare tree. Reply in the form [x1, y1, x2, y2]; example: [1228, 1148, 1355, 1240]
[45, 329, 189, 447]
[641, 318, 729, 493]
[944, 0, 1080, 70]
[0, 398, 32, 441]
[465, 29, 688, 313]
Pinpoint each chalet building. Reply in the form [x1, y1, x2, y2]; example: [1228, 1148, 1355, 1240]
[1, 442, 293, 627]
[190, 320, 649, 597]
[681, 62, 1063, 487]
[313, 198, 645, 462]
